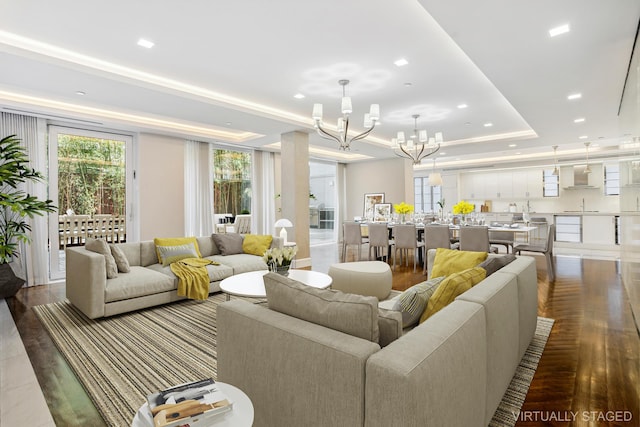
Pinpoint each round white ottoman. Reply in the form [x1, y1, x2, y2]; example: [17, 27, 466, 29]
[328, 261, 392, 300]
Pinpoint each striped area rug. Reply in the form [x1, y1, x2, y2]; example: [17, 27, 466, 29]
[34, 296, 553, 427]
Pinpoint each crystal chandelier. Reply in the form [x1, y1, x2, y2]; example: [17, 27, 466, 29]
[311, 80, 380, 151]
[392, 114, 442, 165]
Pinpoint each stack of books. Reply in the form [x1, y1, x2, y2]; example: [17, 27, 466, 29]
[146, 378, 233, 427]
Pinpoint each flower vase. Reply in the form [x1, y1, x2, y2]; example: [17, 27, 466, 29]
[270, 263, 290, 276]
[400, 214, 406, 224]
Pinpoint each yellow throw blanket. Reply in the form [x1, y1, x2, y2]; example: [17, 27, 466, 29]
[170, 258, 218, 300]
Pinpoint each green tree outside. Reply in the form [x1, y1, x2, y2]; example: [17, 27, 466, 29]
[57, 135, 126, 216]
[213, 149, 251, 215]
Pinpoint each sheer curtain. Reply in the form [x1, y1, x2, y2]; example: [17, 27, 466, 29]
[336, 162, 347, 243]
[252, 150, 276, 235]
[184, 140, 214, 237]
[0, 113, 50, 286]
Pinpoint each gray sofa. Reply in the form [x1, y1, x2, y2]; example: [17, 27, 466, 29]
[66, 235, 283, 319]
[217, 251, 538, 427]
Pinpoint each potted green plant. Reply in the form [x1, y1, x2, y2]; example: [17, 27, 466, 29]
[0, 135, 56, 298]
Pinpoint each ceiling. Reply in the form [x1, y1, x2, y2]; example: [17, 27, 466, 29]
[1, 0, 639, 171]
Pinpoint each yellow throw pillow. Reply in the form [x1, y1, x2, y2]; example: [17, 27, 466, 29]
[242, 234, 273, 256]
[420, 266, 487, 323]
[154, 237, 202, 264]
[430, 248, 488, 279]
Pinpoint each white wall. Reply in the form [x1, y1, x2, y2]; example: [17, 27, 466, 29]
[138, 133, 186, 240]
[345, 158, 413, 220]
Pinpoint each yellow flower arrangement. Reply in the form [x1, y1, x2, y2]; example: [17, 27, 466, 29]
[393, 202, 414, 214]
[452, 200, 475, 215]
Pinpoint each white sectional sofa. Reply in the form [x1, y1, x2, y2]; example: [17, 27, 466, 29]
[217, 251, 538, 427]
[66, 235, 282, 319]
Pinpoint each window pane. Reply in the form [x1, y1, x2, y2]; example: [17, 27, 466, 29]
[543, 169, 559, 197]
[604, 164, 620, 196]
[213, 149, 252, 214]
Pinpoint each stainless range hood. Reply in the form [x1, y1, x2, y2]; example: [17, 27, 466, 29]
[563, 165, 599, 190]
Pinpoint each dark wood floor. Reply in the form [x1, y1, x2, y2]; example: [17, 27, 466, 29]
[7, 254, 640, 427]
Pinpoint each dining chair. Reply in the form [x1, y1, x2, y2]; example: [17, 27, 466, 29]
[515, 224, 556, 282]
[226, 214, 252, 234]
[423, 224, 457, 272]
[488, 230, 514, 253]
[393, 224, 426, 273]
[459, 226, 499, 253]
[367, 223, 394, 262]
[342, 222, 369, 262]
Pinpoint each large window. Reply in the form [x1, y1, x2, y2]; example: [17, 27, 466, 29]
[543, 169, 559, 197]
[414, 177, 442, 212]
[604, 164, 620, 196]
[213, 148, 252, 215]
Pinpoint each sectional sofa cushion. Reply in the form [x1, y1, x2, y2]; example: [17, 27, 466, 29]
[377, 308, 403, 347]
[109, 244, 131, 273]
[242, 234, 273, 256]
[430, 248, 487, 279]
[104, 266, 175, 302]
[393, 276, 446, 328]
[85, 238, 118, 279]
[212, 233, 244, 255]
[264, 272, 380, 343]
[420, 266, 487, 323]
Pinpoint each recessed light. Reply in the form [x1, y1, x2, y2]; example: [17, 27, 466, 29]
[484, 122, 493, 127]
[549, 24, 570, 37]
[509, 144, 517, 147]
[579, 135, 588, 139]
[225, 122, 232, 126]
[574, 118, 585, 123]
[464, 122, 472, 126]
[439, 152, 446, 156]
[567, 93, 582, 100]
[137, 38, 154, 49]
[394, 58, 408, 67]
[404, 82, 412, 87]
[457, 104, 468, 109]
[516, 152, 521, 155]
[293, 93, 305, 99]
[75, 91, 86, 96]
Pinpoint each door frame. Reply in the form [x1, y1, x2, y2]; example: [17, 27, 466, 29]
[48, 125, 136, 280]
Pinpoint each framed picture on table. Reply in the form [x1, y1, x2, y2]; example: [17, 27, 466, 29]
[373, 203, 392, 222]
[363, 193, 384, 220]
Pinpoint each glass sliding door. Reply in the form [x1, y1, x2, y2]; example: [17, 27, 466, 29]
[48, 126, 134, 280]
[309, 161, 337, 245]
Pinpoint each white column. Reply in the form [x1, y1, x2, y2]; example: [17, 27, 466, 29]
[280, 131, 310, 267]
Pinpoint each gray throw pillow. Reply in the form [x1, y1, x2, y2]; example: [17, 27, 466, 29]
[109, 244, 131, 273]
[393, 276, 446, 328]
[478, 254, 517, 276]
[211, 233, 245, 256]
[264, 272, 380, 343]
[85, 238, 118, 279]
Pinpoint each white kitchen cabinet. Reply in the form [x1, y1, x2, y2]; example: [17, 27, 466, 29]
[526, 169, 544, 198]
[555, 215, 582, 242]
[582, 215, 616, 245]
[496, 171, 512, 198]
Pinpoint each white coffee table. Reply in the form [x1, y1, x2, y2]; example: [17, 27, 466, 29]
[131, 381, 253, 427]
[220, 269, 332, 300]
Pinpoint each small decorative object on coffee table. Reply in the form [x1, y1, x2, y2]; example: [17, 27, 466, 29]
[263, 246, 297, 276]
